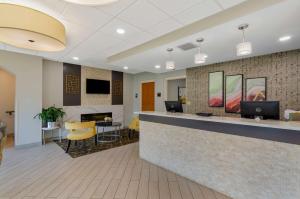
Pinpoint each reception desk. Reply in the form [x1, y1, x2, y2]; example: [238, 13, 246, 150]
[139, 112, 300, 199]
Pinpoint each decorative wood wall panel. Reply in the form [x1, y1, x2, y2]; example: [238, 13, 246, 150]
[63, 63, 81, 106]
[186, 50, 300, 119]
[112, 71, 123, 105]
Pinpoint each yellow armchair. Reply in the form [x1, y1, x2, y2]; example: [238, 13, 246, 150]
[64, 121, 97, 153]
[0, 123, 7, 165]
[128, 117, 139, 139]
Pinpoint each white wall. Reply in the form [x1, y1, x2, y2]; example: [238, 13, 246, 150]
[133, 70, 186, 113]
[0, 50, 43, 146]
[0, 69, 15, 135]
[43, 60, 63, 108]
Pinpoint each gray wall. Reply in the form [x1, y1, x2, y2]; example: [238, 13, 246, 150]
[133, 70, 186, 113]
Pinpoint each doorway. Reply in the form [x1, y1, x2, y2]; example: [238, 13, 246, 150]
[166, 77, 186, 112]
[141, 81, 155, 111]
[0, 69, 16, 148]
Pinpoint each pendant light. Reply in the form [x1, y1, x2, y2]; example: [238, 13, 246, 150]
[166, 48, 175, 70]
[194, 38, 208, 64]
[0, 3, 66, 52]
[64, 0, 119, 6]
[236, 24, 252, 56]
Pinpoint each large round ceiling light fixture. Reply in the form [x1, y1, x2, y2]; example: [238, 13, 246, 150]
[236, 24, 252, 56]
[0, 3, 66, 52]
[64, 0, 119, 6]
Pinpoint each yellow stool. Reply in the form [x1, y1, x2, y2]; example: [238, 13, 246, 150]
[64, 121, 97, 153]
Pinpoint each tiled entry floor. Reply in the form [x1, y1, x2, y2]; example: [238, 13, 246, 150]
[0, 142, 232, 199]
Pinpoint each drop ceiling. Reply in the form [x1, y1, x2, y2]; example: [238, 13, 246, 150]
[0, 0, 299, 74]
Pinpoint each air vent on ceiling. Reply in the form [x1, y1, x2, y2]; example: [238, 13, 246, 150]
[177, 43, 197, 51]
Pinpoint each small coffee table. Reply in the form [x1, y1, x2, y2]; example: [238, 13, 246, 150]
[96, 121, 122, 143]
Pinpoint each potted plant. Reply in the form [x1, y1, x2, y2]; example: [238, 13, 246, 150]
[34, 106, 65, 128]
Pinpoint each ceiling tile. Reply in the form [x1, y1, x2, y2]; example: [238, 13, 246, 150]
[174, 0, 222, 25]
[99, 18, 146, 39]
[96, 0, 137, 16]
[5, 0, 65, 20]
[33, 0, 67, 14]
[97, 18, 155, 50]
[148, 0, 204, 16]
[216, 0, 247, 9]
[117, 0, 170, 30]
[62, 3, 113, 30]
[66, 31, 124, 60]
[145, 18, 183, 37]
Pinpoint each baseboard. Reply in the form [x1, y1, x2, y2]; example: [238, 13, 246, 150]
[15, 141, 41, 149]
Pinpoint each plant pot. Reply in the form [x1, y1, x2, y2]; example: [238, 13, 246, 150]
[47, 122, 56, 128]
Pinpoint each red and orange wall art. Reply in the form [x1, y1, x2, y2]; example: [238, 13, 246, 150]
[225, 74, 243, 113]
[208, 71, 224, 107]
[246, 77, 266, 101]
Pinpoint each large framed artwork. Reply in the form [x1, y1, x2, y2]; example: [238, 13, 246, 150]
[246, 77, 267, 101]
[225, 74, 243, 113]
[208, 71, 224, 107]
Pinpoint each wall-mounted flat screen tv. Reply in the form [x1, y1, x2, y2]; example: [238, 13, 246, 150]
[86, 79, 110, 94]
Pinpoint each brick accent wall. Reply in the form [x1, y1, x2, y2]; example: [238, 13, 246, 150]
[186, 50, 300, 119]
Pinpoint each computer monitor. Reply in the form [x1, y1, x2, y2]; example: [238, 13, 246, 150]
[240, 101, 280, 120]
[165, 101, 183, 113]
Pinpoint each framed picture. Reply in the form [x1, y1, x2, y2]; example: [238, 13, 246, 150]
[225, 74, 243, 113]
[178, 87, 186, 104]
[208, 71, 224, 107]
[245, 77, 267, 101]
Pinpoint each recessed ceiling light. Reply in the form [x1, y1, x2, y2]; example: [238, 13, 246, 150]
[279, 35, 291, 42]
[123, 66, 128, 70]
[155, 65, 161, 69]
[73, 57, 79, 60]
[116, 28, 125, 35]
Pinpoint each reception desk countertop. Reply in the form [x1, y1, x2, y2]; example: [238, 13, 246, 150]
[140, 112, 300, 146]
[140, 111, 300, 131]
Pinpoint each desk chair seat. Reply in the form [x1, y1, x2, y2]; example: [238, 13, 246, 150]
[64, 121, 97, 153]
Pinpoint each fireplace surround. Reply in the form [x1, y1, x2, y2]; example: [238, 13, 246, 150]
[81, 112, 112, 122]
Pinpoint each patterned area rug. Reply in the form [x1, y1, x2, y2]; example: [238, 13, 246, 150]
[54, 129, 139, 158]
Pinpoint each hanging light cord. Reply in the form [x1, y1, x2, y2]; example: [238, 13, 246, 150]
[242, 29, 246, 42]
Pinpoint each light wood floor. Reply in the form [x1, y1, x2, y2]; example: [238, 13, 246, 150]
[0, 142, 232, 199]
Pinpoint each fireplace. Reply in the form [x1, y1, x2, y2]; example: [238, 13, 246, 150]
[81, 112, 112, 122]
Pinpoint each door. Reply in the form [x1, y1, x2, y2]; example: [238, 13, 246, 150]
[142, 82, 155, 111]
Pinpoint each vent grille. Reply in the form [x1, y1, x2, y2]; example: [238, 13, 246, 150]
[177, 43, 197, 51]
